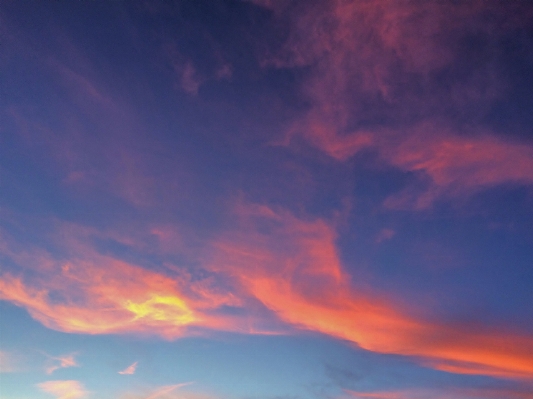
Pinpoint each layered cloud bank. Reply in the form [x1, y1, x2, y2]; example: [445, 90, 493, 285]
[2, 203, 533, 380]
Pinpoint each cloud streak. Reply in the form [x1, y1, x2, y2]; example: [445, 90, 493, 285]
[381, 124, 533, 208]
[43, 352, 79, 375]
[145, 382, 195, 399]
[209, 203, 533, 379]
[346, 387, 533, 399]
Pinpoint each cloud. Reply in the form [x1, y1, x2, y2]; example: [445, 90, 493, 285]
[380, 124, 533, 209]
[37, 380, 88, 399]
[0, 262, 217, 338]
[164, 42, 232, 96]
[2, 206, 533, 380]
[119, 382, 201, 399]
[44, 353, 79, 375]
[260, 0, 533, 206]
[345, 387, 533, 399]
[119, 361, 138, 375]
[145, 382, 194, 399]
[0, 220, 262, 339]
[208, 202, 533, 379]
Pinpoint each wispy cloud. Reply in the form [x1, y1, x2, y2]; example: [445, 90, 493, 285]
[209, 202, 533, 379]
[0, 220, 250, 339]
[37, 380, 88, 399]
[119, 361, 138, 375]
[42, 352, 79, 375]
[2, 205, 533, 380]
[346, 386, 533, 399]
[119, 382, 200, 399]
[259, 0, 533, 207]
[146, 382, 194, 399]
[380, 124, 533, 209]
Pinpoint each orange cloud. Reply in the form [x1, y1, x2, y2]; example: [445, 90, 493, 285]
[37, 380, 88, 399]
[119, 361, 138, 375]
[0, 220, 269, 340]
[2, 209, 533, 380]
[209, 203, 533, 379]
[0, 263, 230, 339]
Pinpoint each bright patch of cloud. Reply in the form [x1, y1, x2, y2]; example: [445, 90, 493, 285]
[209, 203, 533, 380]
[119, 361, 138, 375]
[37, 380, 88, 399]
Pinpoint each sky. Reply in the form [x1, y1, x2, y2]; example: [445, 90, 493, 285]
[1, 0, 533, 398]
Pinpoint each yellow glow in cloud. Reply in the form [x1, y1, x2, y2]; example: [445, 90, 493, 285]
[37, 380, 88, 399]
[0, 253, 212, 339]
[126, 295, 196, 324]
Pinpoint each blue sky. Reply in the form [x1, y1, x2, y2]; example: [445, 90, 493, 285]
[1, 1, 533, 398]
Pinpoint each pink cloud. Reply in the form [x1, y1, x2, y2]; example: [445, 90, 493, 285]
[259, 0, 533, 206]
[381, 124, 533, 208]
[145, 383, 194, 399]
[43, 352, 79, 375]
[118, 361, 138, 375]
